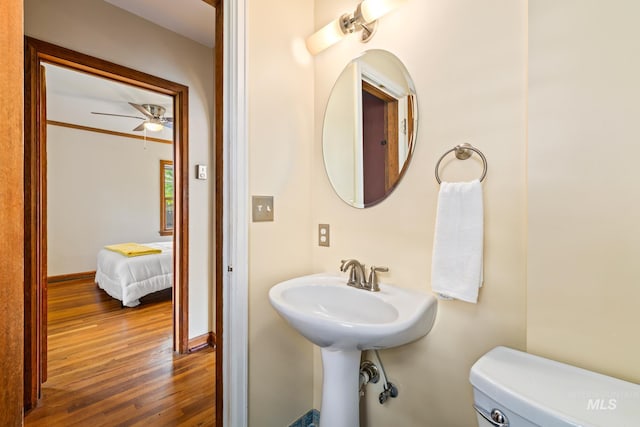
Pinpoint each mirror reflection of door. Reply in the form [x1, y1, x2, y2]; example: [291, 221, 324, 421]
[323, 50, 418, 208]
[362, 80, 399, 206]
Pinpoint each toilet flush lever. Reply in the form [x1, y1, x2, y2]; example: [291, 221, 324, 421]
[473, 405, 509, 427]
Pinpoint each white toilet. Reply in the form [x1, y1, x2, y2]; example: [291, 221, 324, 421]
[470, 346, 640, 426]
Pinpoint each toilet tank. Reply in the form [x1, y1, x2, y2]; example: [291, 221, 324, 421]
[469, 346, 640, 427]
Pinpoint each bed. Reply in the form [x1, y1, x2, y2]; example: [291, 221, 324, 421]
[95, 241, 173, 307]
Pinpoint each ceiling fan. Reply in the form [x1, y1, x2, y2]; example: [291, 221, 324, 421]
[92, 102, 173, 132]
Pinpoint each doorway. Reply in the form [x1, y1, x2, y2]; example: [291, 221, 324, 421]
[361, 80, 399, 207]
[3, 0, 228, 425]
[24, 37, 190, 410]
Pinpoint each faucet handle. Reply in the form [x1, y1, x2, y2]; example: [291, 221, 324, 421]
[367, 266, 388, 292]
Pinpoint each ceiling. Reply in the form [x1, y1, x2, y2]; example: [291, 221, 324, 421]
[44, 1, 216, 140]
[45, 63, 175, 140]
[104, 0, 216, 48]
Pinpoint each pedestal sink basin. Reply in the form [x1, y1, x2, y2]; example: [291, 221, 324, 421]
[269, 273, 437, 427]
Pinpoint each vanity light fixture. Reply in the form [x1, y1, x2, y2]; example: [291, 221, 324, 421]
[305, 0, 406, 55]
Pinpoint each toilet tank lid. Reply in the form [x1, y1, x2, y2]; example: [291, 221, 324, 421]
[469, 347, 640, 427]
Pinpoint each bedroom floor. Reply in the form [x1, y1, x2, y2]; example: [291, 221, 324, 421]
[24, 278, 215, 426]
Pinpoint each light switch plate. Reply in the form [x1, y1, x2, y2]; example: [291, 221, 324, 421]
[318, 224, 330, 247]
[252, 196, 274, 222]
[196, 164, 208, 180]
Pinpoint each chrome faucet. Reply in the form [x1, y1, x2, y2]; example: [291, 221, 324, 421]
[340, 259, 367, 288]
[340, 259, 388, 292]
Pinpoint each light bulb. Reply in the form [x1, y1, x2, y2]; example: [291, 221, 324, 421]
[306, 17, 347, 55]
[359, 0, 406, 23]
[144, 120, 164, 132]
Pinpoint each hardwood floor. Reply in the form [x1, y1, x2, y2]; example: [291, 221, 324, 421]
[25, 279, 215, 426]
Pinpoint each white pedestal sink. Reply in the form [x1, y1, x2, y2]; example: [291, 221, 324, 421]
[269, 274, 438, 427]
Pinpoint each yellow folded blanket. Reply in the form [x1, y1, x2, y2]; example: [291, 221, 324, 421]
[105, 243, 162, 257]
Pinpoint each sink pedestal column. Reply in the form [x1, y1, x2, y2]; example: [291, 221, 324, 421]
[319, 348, 361, 427]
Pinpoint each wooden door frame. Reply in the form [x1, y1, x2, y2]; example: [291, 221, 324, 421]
[24, 37, 190, 409]
[0, 0, 25, 423]
[214, 1, 225, 426]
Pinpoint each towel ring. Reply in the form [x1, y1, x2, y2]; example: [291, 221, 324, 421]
[435, 143, 488, 184]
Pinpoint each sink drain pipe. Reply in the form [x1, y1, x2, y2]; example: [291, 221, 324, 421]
[359, 359, 380, 393]
[359, 350, 399, 404]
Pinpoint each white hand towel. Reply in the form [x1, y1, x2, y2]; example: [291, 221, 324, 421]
[431, 179, 484, 303]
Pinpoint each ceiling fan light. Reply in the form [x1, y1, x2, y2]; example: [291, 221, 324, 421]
[144, 120, 164, 132]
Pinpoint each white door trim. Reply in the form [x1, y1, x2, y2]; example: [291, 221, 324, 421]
[222, 0, 249, 426]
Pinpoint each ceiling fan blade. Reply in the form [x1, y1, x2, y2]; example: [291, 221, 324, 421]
[129, 102, 154, 119]
[132, 122, 147, 131]
[91, 112, 146, 120]
[164, 117, 174, 123]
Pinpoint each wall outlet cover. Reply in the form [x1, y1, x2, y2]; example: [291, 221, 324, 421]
[318, 224, 330, 247]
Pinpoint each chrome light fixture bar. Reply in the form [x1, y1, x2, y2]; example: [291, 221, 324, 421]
[306, 0, 406, 55]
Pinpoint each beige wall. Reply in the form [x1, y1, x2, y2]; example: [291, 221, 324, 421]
[311, 0, 527, 425]
[251, 0, 640, 425]
[47, 126, 172, 275]
[25, 0, 214, 338]
[528, 0, 640, 383]
[324, 63, 358, 204]
[246, 0, 316, 425]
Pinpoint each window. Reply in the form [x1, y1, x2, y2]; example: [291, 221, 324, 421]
[160, 160, 174, 236]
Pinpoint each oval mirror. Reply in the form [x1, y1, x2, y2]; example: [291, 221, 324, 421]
[323, 50, 418, 208]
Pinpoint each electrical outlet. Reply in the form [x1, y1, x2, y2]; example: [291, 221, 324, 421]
[318, 224, 330, 247]
[252, 196, 274, 222]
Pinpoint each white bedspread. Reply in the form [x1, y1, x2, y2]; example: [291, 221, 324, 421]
[95, 241, 172, 307]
